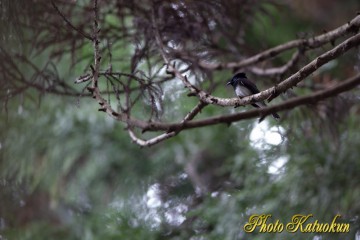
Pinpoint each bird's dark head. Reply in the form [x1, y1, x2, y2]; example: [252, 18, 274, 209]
[226, 72, 247, 86]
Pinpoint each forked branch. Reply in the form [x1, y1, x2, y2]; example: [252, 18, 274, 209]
[81, 7, 360, 146]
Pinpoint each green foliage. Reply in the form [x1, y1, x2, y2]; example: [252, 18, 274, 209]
[2, 92, 359, 239]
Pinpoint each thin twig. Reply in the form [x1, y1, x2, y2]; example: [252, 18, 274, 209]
[249, 50, 302, 77]
[129, 101, 207, 147]
[51, 1, 93, 41]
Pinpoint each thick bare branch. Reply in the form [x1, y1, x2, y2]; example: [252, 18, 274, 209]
[163, 33, 360, 107]
[199, 14, 360, 70]
[142, 73, 360, 132]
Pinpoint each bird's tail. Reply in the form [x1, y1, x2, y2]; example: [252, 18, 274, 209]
[252, 102, 280, 120]
[271, 112, 280, 119]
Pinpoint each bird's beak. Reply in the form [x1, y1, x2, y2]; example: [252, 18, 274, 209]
[226, 81, 231, 86]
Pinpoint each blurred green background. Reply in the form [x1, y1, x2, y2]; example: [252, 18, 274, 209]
[1, 0, 360, 239]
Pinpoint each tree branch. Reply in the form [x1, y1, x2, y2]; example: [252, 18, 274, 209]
[128, 101, 207, 147]
[143, 73, 360, 132]
[81, 7, 360, 147]
[160, 32, 360, 108]
[266, 32, 360, 102]
[249, 49, 302, 77]
[91, 0, 100, 90]
[86, 0, 131, 125]
[198, 14, 360, 70]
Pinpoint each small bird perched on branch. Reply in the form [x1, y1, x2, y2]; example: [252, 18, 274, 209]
[227, 72, 280, 120]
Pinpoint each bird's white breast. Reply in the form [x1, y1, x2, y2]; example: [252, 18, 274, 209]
[235, 85, 252, 98]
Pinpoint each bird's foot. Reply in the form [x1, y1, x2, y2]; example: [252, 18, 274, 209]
[234, 103, 244, 108]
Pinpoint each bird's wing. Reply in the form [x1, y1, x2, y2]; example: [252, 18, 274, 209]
[239, 78, 260, 94]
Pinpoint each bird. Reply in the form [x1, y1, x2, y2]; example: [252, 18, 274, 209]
[226, 72, 280, 120]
